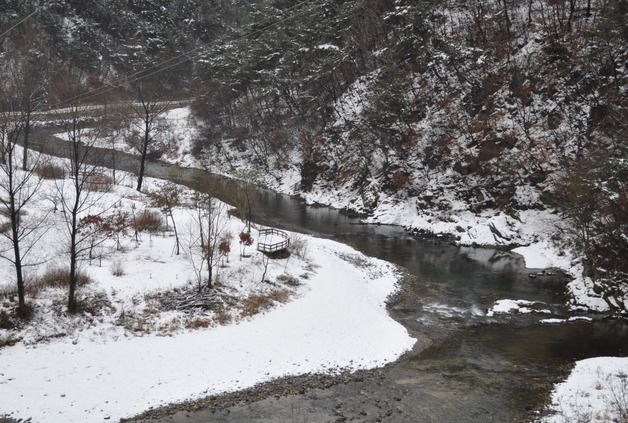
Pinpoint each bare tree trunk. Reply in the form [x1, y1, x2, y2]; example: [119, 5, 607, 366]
[68, 217, 78, 312]
[68, 135, 82, 313]
[206, 197, 213, 289]
[260, 254, 269, 283]
[111, 149, 116, 185]
[9, 192, 26, 310]
[132, 84, 170, 192]
[137, 113, 150, 192]
[22, 111, 31, 170]
[170, 211, 180, 255]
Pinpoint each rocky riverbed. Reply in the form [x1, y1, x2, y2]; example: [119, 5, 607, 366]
[123, 272, 571, 423]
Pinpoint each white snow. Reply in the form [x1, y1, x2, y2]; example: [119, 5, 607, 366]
[0, 155, 415, 422]
[540, 316, 593, 324]
[53, 106, 199, 168]
[316, 43, 341, 51]
[0, 237, 415, 422]
[512, 241, 571, 270]
[486, 299, 551, 317]
[542, 357, 628, 423]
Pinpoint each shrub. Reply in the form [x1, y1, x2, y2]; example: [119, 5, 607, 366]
[85, 173, 113, 192]
[289, 234, 309, 259]
[34, 162, 65, 179]
[0, 310, 14, 329]
[240, 289, 290, 318]
[186, 318, 211, 329]
[218, 233, 232, 264]
[213, 307, 232, 325]
[132, 209, 163, 233]
[268, 288, 290, 303]
[240, 294, 274, 318]
[391, 169, 410, 189]
[239, 231, 254, 257]
[27, 267, 92, 296]
[110, 260, 125, 277]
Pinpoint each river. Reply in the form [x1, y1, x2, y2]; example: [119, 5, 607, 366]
[29, 125, 628, 422]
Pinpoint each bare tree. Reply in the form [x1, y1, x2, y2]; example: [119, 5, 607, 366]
[150, 182, 181, 255]
[51, 69, 113, 312]
[130, 84, 170, 192]
[233, 181, 255, 233]
[101, 100, 127, 185]
[0, 100, 48, 313]
[57, 105, 106, 312]
[260, 253, 270, 284]
[0, 21, 50, 171]
[191, 192, 228, 289]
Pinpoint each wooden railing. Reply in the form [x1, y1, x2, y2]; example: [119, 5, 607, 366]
[257, 228, 290, 253]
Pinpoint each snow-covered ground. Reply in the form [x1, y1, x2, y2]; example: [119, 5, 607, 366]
[53, 106, 199, 168]
[0, 236, 414, 423]
[540, 357, 628, 423]
[0, 153, 415, 422]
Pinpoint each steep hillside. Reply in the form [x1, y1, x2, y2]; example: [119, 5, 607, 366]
[188, 1, 627, 311]
[0, 0, 260, 90]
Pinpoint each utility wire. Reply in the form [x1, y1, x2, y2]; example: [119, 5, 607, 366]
[46, 0, 322, 111]
[0, 7, 39, 40]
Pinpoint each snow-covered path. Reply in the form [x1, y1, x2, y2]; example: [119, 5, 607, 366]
[0, 238, 415, 423]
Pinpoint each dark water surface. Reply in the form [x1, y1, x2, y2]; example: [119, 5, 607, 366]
[31, 127, 628, 422]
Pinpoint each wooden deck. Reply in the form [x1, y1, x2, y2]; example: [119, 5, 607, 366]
[257, 228, 290, 253]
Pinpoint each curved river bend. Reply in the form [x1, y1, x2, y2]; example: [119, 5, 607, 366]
[30, 127, 628, 422]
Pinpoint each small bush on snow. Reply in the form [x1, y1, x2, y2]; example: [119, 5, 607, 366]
[110, 260, 125, 277]
[34, 162, 65, 179]
[132, 209, 163, 234]
[28, 267, 92, 296]
[289, 234, 308, 259]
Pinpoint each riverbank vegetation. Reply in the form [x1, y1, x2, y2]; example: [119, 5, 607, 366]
[0, 155, 311, 346]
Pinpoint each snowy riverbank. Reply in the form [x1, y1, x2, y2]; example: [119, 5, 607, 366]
[74, 106, 622, 315]
[0, 236, 415, 422]
[0, 159, 415, 422]
[540, 357, 628, 423]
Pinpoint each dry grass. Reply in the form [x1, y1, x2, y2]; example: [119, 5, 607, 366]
[213, 307, 232, 325]
[85, 173, 113, 192]
[239, 289, 290, 318]
[240, 294, 273, 317]
[268, 288, 290, 303]
[132, 209, 163, 233]
[26, 267, 92, 296]
[110, 260, 124, 277]
[34, 162, 65, 179]
[289, 234, 309, 259]
[186, 318, 211, 329]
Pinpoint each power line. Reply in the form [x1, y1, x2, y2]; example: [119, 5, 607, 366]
[0, 7, 39, 40]
[47, 0, 322, 110]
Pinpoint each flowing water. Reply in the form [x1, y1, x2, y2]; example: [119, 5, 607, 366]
[30, 127, 628, 422]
